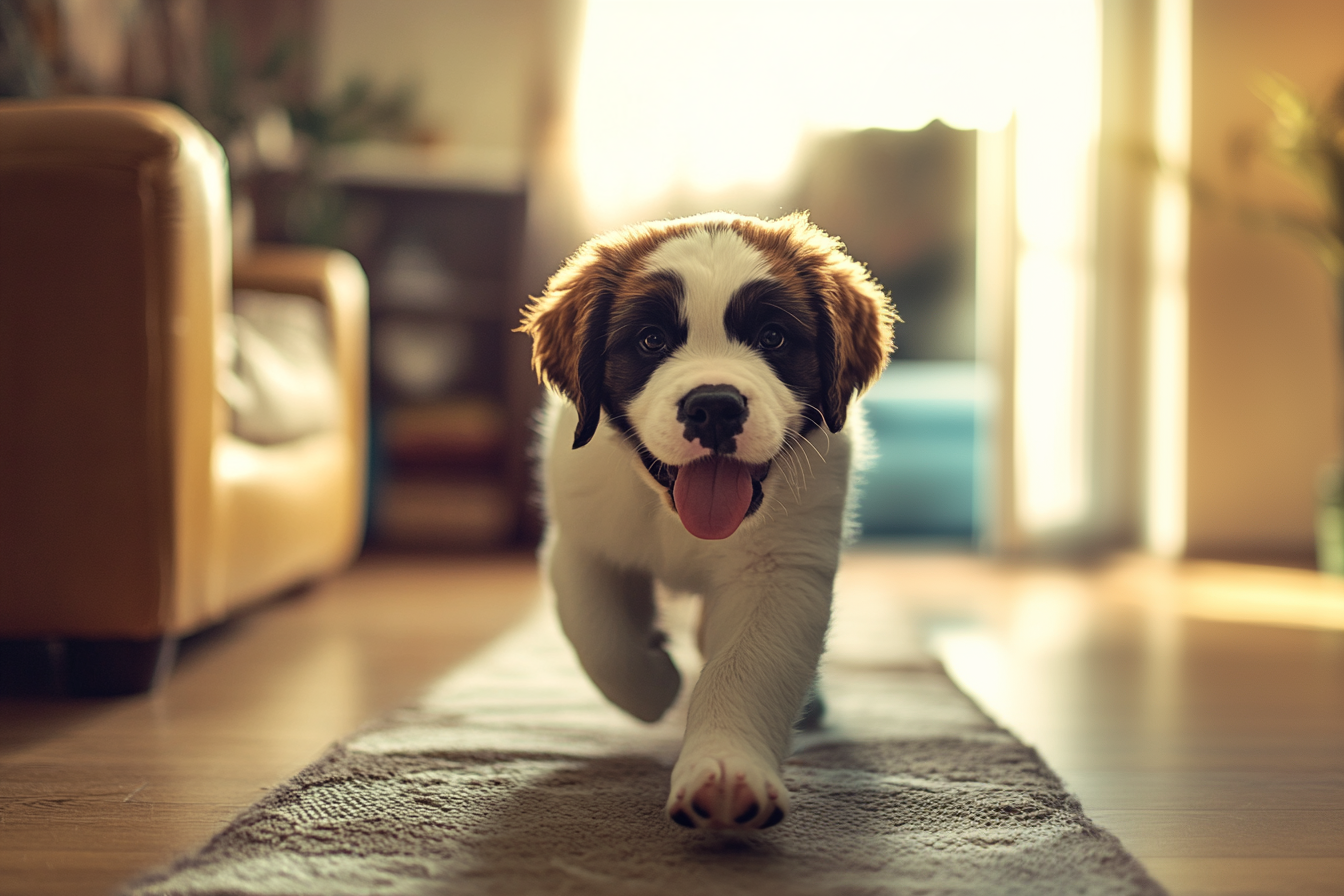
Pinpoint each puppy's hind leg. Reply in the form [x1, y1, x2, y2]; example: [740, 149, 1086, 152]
[797, 677, 826, 731]
[548, 537, 681, 722]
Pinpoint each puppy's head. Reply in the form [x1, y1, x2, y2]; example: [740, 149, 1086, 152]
[520, 212, 895, 539]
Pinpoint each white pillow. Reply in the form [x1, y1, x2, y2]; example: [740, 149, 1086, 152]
[217, 290, 342, 445]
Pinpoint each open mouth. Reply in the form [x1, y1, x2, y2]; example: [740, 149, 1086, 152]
[638, 447, 771, 540]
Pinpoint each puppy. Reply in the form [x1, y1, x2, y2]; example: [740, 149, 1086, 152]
[520, 212, 895, 830]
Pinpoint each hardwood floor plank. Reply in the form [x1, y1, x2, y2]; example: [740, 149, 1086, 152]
[0, 804, 235, 851]
[0, 858, 166, 896]
[1141, 857, 1344, 896]
[1056, 769, 1344, 811]
[0, 852, 164, 870]
[0, 771, 286, 805]
[1086, 809, 1344, 857]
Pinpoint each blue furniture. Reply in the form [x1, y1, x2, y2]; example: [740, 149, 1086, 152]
[855, 362, 986, 540]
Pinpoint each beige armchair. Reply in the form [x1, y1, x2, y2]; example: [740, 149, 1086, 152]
[0, 98, 368, 694]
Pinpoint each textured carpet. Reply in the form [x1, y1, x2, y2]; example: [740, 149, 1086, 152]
[126, 604, 1167, 896]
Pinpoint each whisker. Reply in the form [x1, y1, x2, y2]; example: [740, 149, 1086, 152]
[789, 416, 830, 465]
[781, 431, 818, 481]
[785, 440, 809, 484]
[799, 437, 826, 469]
[799, 404, 834, 453]
[785, 432, 815, 476]
[775, 446, 806, 501]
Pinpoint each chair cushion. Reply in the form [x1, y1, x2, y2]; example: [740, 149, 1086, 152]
[218, 289, 342, 445]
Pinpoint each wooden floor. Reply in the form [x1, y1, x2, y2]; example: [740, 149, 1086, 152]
[2, 550, 1342, 895]
[838, 550, 1344, 896]
[0, 555, 540, 896]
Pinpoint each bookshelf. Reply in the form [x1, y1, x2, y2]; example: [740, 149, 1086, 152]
[330, 145, 537, 549]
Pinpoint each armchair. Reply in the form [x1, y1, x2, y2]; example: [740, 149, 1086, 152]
[0, 98, 368, 694]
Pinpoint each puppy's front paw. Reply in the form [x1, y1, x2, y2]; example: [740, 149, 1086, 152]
[665, 751, 789, 830]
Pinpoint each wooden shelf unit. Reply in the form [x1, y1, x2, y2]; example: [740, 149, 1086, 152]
[338, 179, 539, 550]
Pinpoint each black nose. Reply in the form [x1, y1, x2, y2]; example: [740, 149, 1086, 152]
[677, 384, 748, 453]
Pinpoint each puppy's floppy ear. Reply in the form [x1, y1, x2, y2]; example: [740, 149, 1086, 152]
[518, 243, 615, 448]
[814, 241, 898, 433]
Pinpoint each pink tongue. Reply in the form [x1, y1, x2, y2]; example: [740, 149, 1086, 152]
[672, 455, 754, 540]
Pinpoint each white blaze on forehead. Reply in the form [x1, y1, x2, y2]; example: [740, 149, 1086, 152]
[627, 226, 803, 470]
[640, 228, 773, 347]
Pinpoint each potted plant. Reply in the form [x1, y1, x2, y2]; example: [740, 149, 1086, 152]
[1244, 74, 1344, 574]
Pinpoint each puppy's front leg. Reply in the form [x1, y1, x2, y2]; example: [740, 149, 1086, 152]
[666, 565, 831, 830]
[548, 534, 681, 723]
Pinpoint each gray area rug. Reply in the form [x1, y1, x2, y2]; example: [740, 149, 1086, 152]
[126, 605, 1166, 896]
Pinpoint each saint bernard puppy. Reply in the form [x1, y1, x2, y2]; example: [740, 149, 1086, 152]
[520, 211, 896, 830]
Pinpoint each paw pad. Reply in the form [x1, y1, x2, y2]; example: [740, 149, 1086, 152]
[665, 752, 789, 831]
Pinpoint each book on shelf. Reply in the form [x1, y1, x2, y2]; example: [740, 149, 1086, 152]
[381, 397, 507, 467]
[374, 476, 515, 548]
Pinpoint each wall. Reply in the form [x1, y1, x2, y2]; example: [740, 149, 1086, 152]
[318, 0, 550, 154]
[1185, 0, 1343, 559]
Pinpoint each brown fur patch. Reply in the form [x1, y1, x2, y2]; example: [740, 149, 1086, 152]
[728, 213, 898, 430]
[518, 219, 701, 445]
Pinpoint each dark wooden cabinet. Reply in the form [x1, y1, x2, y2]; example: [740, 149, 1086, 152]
[338, 179, 539, 549]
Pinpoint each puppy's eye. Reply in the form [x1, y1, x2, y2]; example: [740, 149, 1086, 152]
[639, 328, 668, 354]
[757, 325, 786, 351]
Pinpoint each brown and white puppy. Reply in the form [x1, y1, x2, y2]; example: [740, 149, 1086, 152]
[520, 212, 895, 830]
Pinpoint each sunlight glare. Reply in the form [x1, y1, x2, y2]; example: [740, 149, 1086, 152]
[1145, 0, 1191, 557]
[572, 0, 1088, 225]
